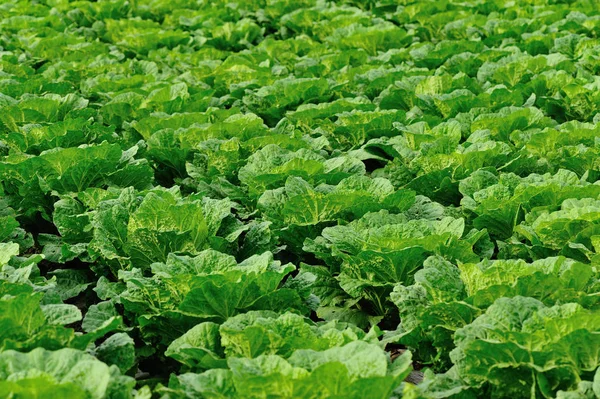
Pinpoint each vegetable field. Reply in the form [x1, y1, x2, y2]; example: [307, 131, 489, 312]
[3, 0, 600, 397]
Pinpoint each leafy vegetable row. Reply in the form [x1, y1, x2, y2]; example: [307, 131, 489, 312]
[3, 0, 600, 398]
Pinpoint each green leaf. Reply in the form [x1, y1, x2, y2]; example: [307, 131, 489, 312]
[228, 341, 412, 399]
[82, 301, 121, 333]
[41, 304, 83, 325]
[165, 321, 226, 370]
[0, 348, 135, 399]
[94, 333, 136, 373]
[126, 191, 209, 267]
